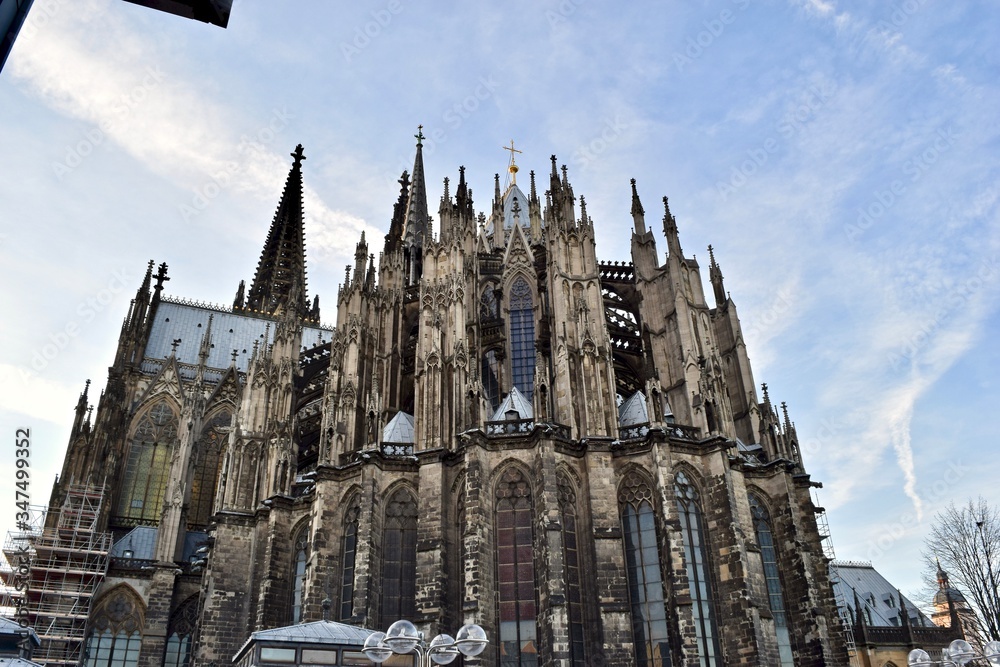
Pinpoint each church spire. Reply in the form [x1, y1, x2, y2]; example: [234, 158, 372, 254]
[403, 127, 430, 250]
[662, 196, 683, 259]
[708, 244, 726, 307]
[630, 178, 646, 234]
[245, 145, 308, 316]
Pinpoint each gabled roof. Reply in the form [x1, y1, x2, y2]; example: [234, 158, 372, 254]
[831, 561, 933, 627]
[618, 391, 649, 426]
[0, 618, 40, 647]
[491, 386, 533, 421]
[382, 411, 415, 444]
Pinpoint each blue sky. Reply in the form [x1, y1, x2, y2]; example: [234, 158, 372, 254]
[0, 0, 998, 605]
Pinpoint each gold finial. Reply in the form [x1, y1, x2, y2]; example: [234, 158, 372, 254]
[502, 139, 522, 185]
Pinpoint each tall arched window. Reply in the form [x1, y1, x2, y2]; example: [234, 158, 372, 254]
[163, 595, 199, 667]
[83, 587, 144, 667]
[380, 488, 417, 627]
[115, 401, 179, 526]
[496, 467, 538, 666]
[674, 471, 720, 666]
[508, 277, 535, 400]
[188, 410, 231, 529]
[483, 349, 501, 411]
[340, 498, 360, 621]
[619, 472, 671, 667]
[749, 494, 794, 666]
[558, 472, 586, 666]
[291, 528, 309, 624]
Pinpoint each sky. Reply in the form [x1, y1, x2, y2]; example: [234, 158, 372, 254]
[0, 0, 998, 607]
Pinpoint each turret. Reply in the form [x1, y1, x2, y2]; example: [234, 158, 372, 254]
[708, 244, 726, 308]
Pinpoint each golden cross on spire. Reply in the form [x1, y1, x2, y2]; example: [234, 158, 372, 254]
[502, 139, 522, 184]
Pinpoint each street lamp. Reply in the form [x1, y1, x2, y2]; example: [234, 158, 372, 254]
[363, 620, 488, 667]
[908, 639, 1000, 666]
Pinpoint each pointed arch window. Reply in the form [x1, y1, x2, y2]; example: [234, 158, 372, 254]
[619, 472, 671, 667]
[674, 471, 720, 666]
[188, 410, 231, 530]
[749, 494, 793, 667]
[496, 468, 538, 666]
[163, 596, 199, 667]
[380, 488, 417, 627]
[508, 277, 535, 400]
[115, 401, 179, 526]
[292, 528, 309, 624]
[83, 588, 144, 667]
[558, 473, 586, 666]
[340, 498, 360, 621]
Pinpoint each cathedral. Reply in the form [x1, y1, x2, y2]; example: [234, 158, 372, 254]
[35, 133, 850, 666]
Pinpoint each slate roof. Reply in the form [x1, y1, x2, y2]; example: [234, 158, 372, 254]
[831, 560, 933, 627]
[382, 412, 415, 444]
[490, 386, 533, 421]
[234, 620, 376, 661]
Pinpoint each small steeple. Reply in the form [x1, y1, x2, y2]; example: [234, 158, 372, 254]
[708, 244, 726, 307]
[246, 145, 309, 316]
[385, 170, 411, 254]
[233, 280, 246, 310]
[493, 173, 502, 211]
[403, 127, 430, 250]
[662, 196, 683, 258]
[630, 178, 646, 234]
[579, 195, 588, 226]
[72, 379, 91, 434]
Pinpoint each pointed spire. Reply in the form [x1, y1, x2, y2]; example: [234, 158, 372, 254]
[761, 382, 771, 410]
[579, 195, 588, 226]
[663, 196, 683, 258]
[529, 170, 538, 203]
[385, 170, 410, 254]
[708, 244, 726, 307]
[630, 178, 646, 234]
[246, 145, 308, 316]
[403, 128, 429, 250]
[493, 173, 502, 210]
[72, 379, 91, 435]
[233, 280, 246, 310]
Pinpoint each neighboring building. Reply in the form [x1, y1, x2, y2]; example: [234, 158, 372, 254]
[831, 560, 965, 667]
[26, 135, 850, 666]
[0, 0, 34, 72]
[930, 561, 986, 651]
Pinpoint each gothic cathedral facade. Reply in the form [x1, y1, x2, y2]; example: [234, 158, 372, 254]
[50, 136, 849, 666]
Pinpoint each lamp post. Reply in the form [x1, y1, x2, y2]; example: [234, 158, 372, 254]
[362, 620, 488, 667]
[908, 639, 1000, 666]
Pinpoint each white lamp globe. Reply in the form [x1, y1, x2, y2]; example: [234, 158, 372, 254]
[362, 632, 393, 663]
[429, 634, 458, 665]
[907, 649, 933, 667]
[948, 639, 975, 665]
[385, 619, 420, 654]
[984, 639, 1000, 666]
[455, 623, 488, 657]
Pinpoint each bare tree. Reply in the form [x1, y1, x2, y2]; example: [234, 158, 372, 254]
[921, 497, 1000, 641]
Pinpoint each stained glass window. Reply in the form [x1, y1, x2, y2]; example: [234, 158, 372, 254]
[83, 588, 143, 667]
[749, 495, 794, 667]
[619, 473, 671, 667]
[675, 472, 720, 667]
[188, 411, 231, 530]
[380, 488, 417, 627]
[496, 468, 538, 667]
[558, 473, 586, 666]
[340, 499, 360, 621]
[115, 401, 178, 526]
[483, 349, 501, 411]
[162, 596, 199, 667]
[509, 277, 535, 400]
[292, 529, 309, 624]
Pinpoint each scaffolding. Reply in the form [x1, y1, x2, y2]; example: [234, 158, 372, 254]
[813, 489, 859, 667]
[1, 485, 111, 667]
